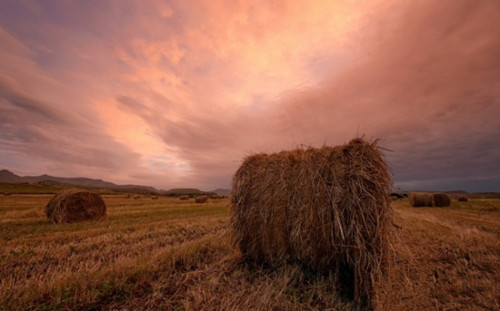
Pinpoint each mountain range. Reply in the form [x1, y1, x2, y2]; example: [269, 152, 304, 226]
[0, 169, 230, 196]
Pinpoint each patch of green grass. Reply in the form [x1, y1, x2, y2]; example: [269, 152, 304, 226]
[0, 183, 62, 194]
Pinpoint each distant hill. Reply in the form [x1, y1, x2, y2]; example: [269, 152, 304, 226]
[211, 188, 230, 196]
[0, 169, 25, 183]
[0, 169, 157, 194]
[0, 169, 230, 196]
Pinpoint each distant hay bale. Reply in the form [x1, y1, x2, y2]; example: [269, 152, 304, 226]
[45, 189, 106, 223]
[179, 195, 190, 200]
[409, 192, 433, 207]
[151, 196, 158, 200]
[195, 195, 208, 203]
[432, 193, 451, 207]
[133, 195, 141, 200]
[230, 138, 392, 310]
[457, 196, 468, 202]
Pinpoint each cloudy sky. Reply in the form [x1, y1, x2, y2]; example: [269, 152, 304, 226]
[0, 0, 499, 191]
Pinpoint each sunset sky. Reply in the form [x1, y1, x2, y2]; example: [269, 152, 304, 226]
[1, 0, 499, 191]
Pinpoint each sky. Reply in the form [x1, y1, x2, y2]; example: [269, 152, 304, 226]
[0, 0, 499, 192]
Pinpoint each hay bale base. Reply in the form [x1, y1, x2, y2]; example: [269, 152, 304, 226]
[230, 138, 392, 310]
[45, 189, 106, 223]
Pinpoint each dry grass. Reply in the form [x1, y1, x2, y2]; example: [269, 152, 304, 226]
[0, 195, 498, 310]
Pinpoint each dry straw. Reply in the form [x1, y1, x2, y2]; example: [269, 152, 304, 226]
[195, 195, 208, 203]
[230, 138, 392, 310]
[45, 189, 106, 223]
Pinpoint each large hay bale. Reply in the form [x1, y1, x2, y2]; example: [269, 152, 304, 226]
[45, 189, 106, 223]
[195, 195, 208, 203]
[432, 193, 451, 207]
[230, 138, 392, 310]
[409, 192, 433, 207]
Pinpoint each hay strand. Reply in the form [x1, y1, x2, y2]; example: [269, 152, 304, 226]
[230, 138, 392, 310]
[45, 189, 106, 223]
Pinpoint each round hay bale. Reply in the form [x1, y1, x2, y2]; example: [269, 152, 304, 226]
[230, 138, 392, 310]
[432, 193, 451, 207]
[409, 192, 433, 207]
[45, 189, 106, 223]
[457, 196, 468, 202]
[179, 195, 190, 200]
[195, 195, 208, 203]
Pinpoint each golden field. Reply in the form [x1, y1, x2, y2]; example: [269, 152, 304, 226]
[0, 195, 498, 310]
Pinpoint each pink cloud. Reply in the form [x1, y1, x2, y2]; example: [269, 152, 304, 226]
[0, 0, 499, 191]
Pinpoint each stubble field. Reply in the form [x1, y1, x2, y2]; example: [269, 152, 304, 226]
[0, 195, 498, 310]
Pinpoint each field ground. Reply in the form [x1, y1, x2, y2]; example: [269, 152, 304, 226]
[0, 195, 498, 310]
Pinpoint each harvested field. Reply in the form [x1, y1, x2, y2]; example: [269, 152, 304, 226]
[0, 195, 498, 310]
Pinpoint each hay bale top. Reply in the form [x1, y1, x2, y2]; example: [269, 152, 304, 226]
[45, 189, 106, 223]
